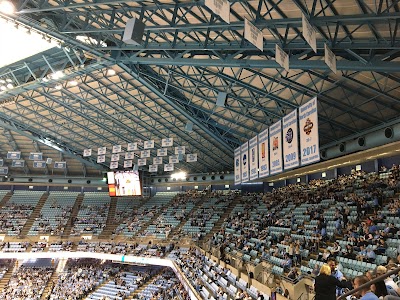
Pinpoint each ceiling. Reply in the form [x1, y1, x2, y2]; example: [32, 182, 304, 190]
[0, 0, 400, 177]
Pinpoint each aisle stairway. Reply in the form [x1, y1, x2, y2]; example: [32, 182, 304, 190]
[19, 192, 49, 237]
[0, 192, 12, 208]
[128, 267, 167, 299]
[168, 198, 204, 237]
[0, 266, 13, 293]
[98, 197, 118, 239]
[40, 267, 59, 300]
[62, 194, 84, 237]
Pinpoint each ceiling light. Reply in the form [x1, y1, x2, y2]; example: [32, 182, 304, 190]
[0, 86, 6, 91]
[6, 83, 13, 89]
[0, 80, 4, 84]
[171, 171, 186, 180]
[68, 80, 78, 86]
[0, 0, 15, 14]
[107, 69, 116, 76]
[5, 79, 12, 83]
[55, 85, 62, 90]
[51, 71, 64, 80]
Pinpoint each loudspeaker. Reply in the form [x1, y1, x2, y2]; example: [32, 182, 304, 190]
[46, 158, 52, 164]
[185, 122, 193, 132]
[133, 164, 138, 171]
[122, 18, 145, 45]
[216, 91, 227, 107]
[178, 154, 183, 161]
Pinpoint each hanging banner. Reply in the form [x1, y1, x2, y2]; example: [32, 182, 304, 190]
[275, 44, 289, 71]
[258, 128, 269, 178]
[205, 0, 230, 24]
[302, 14, 317, 53]
[127, 142, 138, 151]
[7, 151, 21, 159]
[29, 152, 43, 160]
[0, 167, 8, 174]
[124, 160, 133, 168]
[111, 154, 120, 162]
[175, 146, 186, 155]
[299, 97, 320, 166]
[244, 18, 263, 52]
[324, 43, 337, 74]
[149, 165, 158, 172]
[33, 161, 46, 168]
[153, 157, 163, 165]
[169, 155, 179, 164]
[249, 136, 258, 180]
[97, 147, 106, 155]
[164, 163, 174, 171]
[138, 158, 147, 166]
[283, 109, 300, 170]
[97, 155, 106, 163]
[0, 159, 3, 167]
[269, 120, 283, 175]
[83, 149, 92, 157]
[144, 140, 154, 149]
[161, 138, 173, 147]
[125, 152, 134, 160]
[141, 150, 151, 158]
[157, 148, 168, 157]
[110, 161, 118, 169]
[54, 162, 66, 169]
[12, 160, 25, 167]
[112, 145, 122, 153]
[186, 153, 198, 162]
[241, 142, 249, 183]
[234, 147, 241, 185]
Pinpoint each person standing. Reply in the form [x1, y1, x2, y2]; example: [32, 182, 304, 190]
[314, 264, 352, 300]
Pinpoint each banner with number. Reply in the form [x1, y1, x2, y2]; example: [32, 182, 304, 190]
[97, 155, 105, 163]
[186, 153, 198, 162]
[54, 162, 66, 169]
[241, 142, 249, 183]
[110, 161, 118, 169]
[302, 14, 317, 53]
[164, 163, 174, 171]
[7, 151, 21, 159]
[258, 128, 269, 178]
[162, 138, 173, 147]
[244, 18, 263, 51]
[234, 147, 241, 185]
[283, 109, 299, 170]
[269, 120, 283, 175]
[125, 152, 134, 160]
[249, 136, 258, 180]
[149, 165, 158, 172]
[141, 150, 151, 158]
[144, 140, 154, 149]
[127, 142, 138, 151]
[112, 145, 122, 153]
[29, 152, 43, 160]
[205, 0, 230, 24]
[138, 158, 147, 166]
[299, 97, 320, 166]
[124, 160, 132, 168]
[153, 157, 163, 165]
[83, 149, 92, 157]
[111, 154, 120, 162]
[169, 155, 179, 164]
[157, 148, 167, 157]
[33, 161, 46, 168]
[175, 146, 186, 155]
[97, 147, 106, 155]
[12, 160, 25, 167]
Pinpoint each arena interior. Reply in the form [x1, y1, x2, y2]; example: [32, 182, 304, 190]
[1, 0, 400, 299]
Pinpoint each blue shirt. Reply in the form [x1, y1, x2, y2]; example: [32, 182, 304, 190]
[361, 292, 379, 300]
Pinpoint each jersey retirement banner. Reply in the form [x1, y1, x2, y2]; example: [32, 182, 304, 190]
[241, 142, 249, 183]
[249, 135, 258, 180]
[258, 128, 269, 178]
[234, 147, 241, 185]
[299, 97, 320, 166]
[269, 120, 283, 175]
[283, 109, 299, 170]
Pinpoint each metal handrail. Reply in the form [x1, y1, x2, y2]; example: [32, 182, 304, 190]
[337, 266, 400, 300]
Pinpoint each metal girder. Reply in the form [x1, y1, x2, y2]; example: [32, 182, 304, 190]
[3, 128, 31, 174]
[32, 140, 49, 174]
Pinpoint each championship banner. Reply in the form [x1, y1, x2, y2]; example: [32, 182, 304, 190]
[83, 149, 92, 157]
[299, 97, 320, 166]
[161, 138, 173, 147]
[33, 161, 46, 168]
[283, 109, 299, 170]
[12, 160, 25, 167]
[127, 142, 138, 151]
[97, 147, 106, 155]
[302, 13, 317, 53]
[269, 120, 283, 175]
[149, 164, 158, 172]
[124, 160, 133, 168]
[169, 155, 179, 164]
[205, 0, 230, 24]
[186, 153, 198, 162]
[54, 162, 66, 169]
[29, 152, 43, 160]
[244, 18, 263, 51]
[0, 167, 8, 175]
[249, 136, 258, 180]
[258, 128, 269, 178]
[7, 151, 21, 159]
[138, 158, 147, 166]
[110, 161, 118, 169]
[164, 163, 174, 172]
[157, 148, 167, 157]
[125, 152, 134, 160]
[141, 150, 150, 158]
[241, 142, 249, 183]
[111, 154, 120, 162]
[97, 155, 105, 163]
[144, 140, 155, 149]
[112, 145, 122, 153]
[153, 157, 163, 165]
[234, 147, 241, 185]
[175, 146, 186, 155]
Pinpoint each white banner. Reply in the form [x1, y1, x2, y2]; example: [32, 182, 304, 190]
[112, 145, 122, 153]
[241, 142, 249, 182]
[97, 155, 105, 163]
[269, 120, 283, 175]
[169, 155, 179, 164]
[29, 152, 43, 160]
[157, 148, 168, 157]
[7, 151, 21, 159]
[0, 167, 8, 175]
[97, 147, 106, 155]
[205, 0, 230, 24]
[54, 161, 67, 169]
[153, 157, 163, 165]
[258, 128, 269, 178]
[33, 161, 46, 168]
[138, 158, 147, 166]
[144, 140, 154, 149]
[111, 154, 120, 162]
[186, 153, 198, 162]
[12, 160, 25, 167]
[127, 142, 138, 151]
[140, 150, 151, 158]
[324, 43, 337, 74]
[276, 44, 289, 71]
[83, 149, 92, 157]
[299, 97, 320, 166]
[234, 147, 241, 185]
[244, 18, 263, 52]
[302, 14, 317, 53]
[110, 161, 118, 169]
[283, 109, 299, 170]
[175, 146, 186, 155]
[161, 138, 173, 147]
[164, 163, 174, 172]
[124, 160, 133, 168]
[149, 165, 158, 172]
[249, 136, 258, 180]
[125, 152, 134, 160]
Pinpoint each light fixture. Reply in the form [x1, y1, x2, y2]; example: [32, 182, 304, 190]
[171, 171, 186, 180]
[0, 0, 15, 14]
[107, 69, 116, 76]
[51, 71, 64, 80]
[0, 86, 6, 91]
[55, 85, 62, 90]
[68, 80, 78, 86]
[6, 83, 13, 89]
